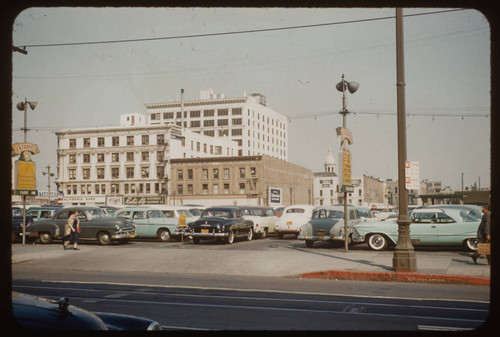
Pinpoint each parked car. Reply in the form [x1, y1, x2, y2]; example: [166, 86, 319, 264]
[182, 204, 205, 217]
[274, 205, 315, 239]
[239, 206, 277, 238]
[352, 206, 482, 251]
[99, 205, 119, 216]
[153, 205, 199, 224]
[273, 206, 286, 218]
[12, 291, 162, 330]
[25, 206, 136, 245]
[11, 207, 33, 243]
[356, 207, 376, 222]
[113, 207, 178, 242]
[26, 206, 59, 221]
[178, 206, 254, 244]
[298, 205, 361, 247]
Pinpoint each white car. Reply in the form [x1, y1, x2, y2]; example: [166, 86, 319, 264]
[240, 206, 277, 238]
[152, 205, 199, 225]
[274, 205, 315, 239]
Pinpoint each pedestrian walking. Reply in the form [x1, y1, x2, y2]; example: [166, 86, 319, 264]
[63, 210, 80, 250]
[471, 204, 490, 264]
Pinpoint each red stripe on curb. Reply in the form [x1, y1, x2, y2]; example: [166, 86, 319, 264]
[299, 270, 490, 286]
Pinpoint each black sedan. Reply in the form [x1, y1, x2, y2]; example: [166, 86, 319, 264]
[11, 207, 33, 243]
[11, 292, 162, 330]
[25, 206, 136, 245]
[179, 206, 254, 244]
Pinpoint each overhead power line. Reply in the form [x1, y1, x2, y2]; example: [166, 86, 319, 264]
[15, 9, 466, 49]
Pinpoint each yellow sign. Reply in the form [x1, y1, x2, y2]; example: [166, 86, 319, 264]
[342, 150, 351, 186]
[16, 160, 36, 190]
[12, 142, 39, 157]
[178, 213, 187, 227]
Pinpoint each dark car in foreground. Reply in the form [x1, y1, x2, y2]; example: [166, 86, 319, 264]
[11, 207, 33, 243]
[11, 292, 162, 330]
[176, 206, 254, 244]
[25, 206, 136, 245]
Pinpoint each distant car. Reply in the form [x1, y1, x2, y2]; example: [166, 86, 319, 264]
[25, 206, 136, 245]
[239, 206, 277, 238]
[352, 206, 482, 251]
[178, 206, 254, 244]
[298, 205, 361, 248]
[274, 205, 315, 239]
[99, 205, 119, 217]
[11, 207, 33, 243]
[12, 291, 162, 330]
[182, 204, 205, 217]
[274, 206, 286, 218]
[113, 207, 178, 242]
[356, 207, 376, 222]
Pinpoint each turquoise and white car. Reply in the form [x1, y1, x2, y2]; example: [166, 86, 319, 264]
[114, 207, 178, 242]
[352, 206, 481, 251]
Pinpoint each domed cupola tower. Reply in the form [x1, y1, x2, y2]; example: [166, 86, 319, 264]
[324, 147, 336, 173]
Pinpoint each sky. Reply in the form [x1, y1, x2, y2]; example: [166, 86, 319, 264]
[11, 7, 491, 193]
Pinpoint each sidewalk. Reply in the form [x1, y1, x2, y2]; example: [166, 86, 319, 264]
[11, 242, 491, 286]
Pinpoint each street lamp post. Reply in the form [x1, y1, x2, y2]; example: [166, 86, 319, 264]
[336, 74, 359, 252]
[16, 98, 38, 245]
[42, 165, 55, 205]
[393, 8, 417, 272]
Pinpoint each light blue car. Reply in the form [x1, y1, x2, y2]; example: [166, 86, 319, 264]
[352, 206, 481, 251]
[114, 207, 178, 242]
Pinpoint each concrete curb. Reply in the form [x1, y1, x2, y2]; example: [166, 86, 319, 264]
[298, 270, 490, 286]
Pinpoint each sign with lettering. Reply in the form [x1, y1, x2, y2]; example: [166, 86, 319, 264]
[405, 161, 420, 190]
[268, 187, 282, 205]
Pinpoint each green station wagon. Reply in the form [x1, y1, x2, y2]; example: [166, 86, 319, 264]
[114, 207, 178, 241]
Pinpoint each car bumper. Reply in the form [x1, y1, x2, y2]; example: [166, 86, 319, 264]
[190, 232, 229, 238]
[351, 232, 365, 243]
[112, 230, 135, 240]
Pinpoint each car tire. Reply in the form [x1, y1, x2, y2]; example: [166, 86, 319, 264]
[97, 231, 112, 246]
[193, 237, 200, 244]
[246, 228, 253, 241]
[305, 240, 314, 248]
[39, 232, 53, 244]
[277, 232, 284, 239]
[367, 233, 388, 251]
[465, 238, 478, 251]
[158, 229, 171, 242]
[226, 231, 235, 244]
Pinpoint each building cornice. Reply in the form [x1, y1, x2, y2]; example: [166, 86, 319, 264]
[145, 97, 248, 110]
[55, 124, 174, 136]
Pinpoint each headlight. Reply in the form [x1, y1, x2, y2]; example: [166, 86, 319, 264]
[115, 224, 120, 230]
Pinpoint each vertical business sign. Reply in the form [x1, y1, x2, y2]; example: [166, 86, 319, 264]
[12, 143, 39, 195]
[268, 187, 282, 205]
[405, 161, 420, 190]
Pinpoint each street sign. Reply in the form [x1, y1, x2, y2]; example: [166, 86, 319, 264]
[405, 161, 420, 190]
[341, 150, 351, 186]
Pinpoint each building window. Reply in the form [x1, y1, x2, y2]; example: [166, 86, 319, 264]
[213, 168, 219, 179]
[81, 185, 86, 194]
[202, 184, 208, 195]
[127, 136, 134, 145]
[187, 169, 193, 180]
[83, 154, 90, 163]
[217, 109, 228, 116]
[217, 119, 228, 126]
[126, 152, 134, 161]
[203, 120, 215, 127]
[190, 121, 201, 127]
[187, 184, 193, 194]
[67, 185, 71, 195]
[146, 183, 151, 194]
[141, 151, 149, 161]
[157, 134, 165, 145]
[73, 185, 77, 194]
[239, 167, 245, 179]
[126, 167, 135, 178]
[112, 136, 119, 146]
[250, 167, 257, 177]
[101, 184, 106, 194]
[214, 146, 222, 155]
[69, 154, 76, 164]
[177, 184, 183, 195]
[224, 184, 229, 194]
[204, 109, 214, 117]
[223, 168, 230, 179]
[232, 107, 242, 115]
[190, 110, 201, 118]
[163, 112, 174, 119]
[157, 151, 164, 162]
[97, 153, 105, 163]
[213, 184, 219, 194]
[125, 184, 129, 194]
[141, 167, 149, 178]
[142, 135, 149, 145]
[202, 169, 208, 180]
[69, 169, 76, 180]
[177, 169, 183, 180]
[232, 118, 242, 126]
[239, 183, 245, 194]
[157, 166, 164, 179]
[98, 137, 105, 147]
[69, 139, 76, 149]
[97, 168, 104, 179]
[83, 138, 90, 148]
[204, 130, 214, 137]
[111, 167, 120, 179]
[196, 142, 200, 152]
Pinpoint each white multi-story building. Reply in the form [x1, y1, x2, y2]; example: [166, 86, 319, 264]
[56, 114, 238, 206]
[313, 147, 340, 206]
[145, 89, 289, 160]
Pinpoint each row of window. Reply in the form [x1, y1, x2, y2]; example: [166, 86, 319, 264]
[176, 167, 257, 180]
[176, 183, 247, 195]
[65, 182, 166, 196]
[68, 134, 167, 149]
[68, 166, 165, 180]
[69, 151, 166, 164]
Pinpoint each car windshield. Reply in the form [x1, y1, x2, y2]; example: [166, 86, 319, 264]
[460, 209, 482, 222]
[86, 208, 105, 220]
[313, 209, 344, 219]
[358, 209, 373, 218]
[201, 209, 233, 218]
[286, 208, 305, 213]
